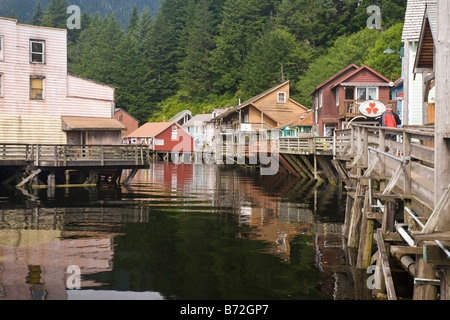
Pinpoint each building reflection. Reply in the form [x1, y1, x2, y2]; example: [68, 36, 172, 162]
[0, 162, 356, 300]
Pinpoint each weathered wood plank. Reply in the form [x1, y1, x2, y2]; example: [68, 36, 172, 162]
[376, 229, 397, 300]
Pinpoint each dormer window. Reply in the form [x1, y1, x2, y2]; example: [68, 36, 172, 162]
[277, 92, 286, 103]
[30, 40, 45, 64]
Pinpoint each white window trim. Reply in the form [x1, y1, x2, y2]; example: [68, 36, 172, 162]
[30, 39, 46, 64]
[0, 36, 4, 61]
[319, 89, 323, 108]
[0, 73, 3, 98]
[356, 87, 378, 100]
[277, 92, 286, 103]
[30, 76, 45, 100]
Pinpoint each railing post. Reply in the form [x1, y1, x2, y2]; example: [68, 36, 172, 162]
[135, 145, 138, 165]
[54, 145, 58, 166]
[379, 128, 386, 176]
[403, 131, 412, 195]
[333, 130, 336, 157]
[363, 127, 369, 166]
[35, 145, 40, 167]
[350, 126, 355, 155]
[63, 145, 67, 166]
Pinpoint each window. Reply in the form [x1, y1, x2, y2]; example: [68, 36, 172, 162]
[0, 36, 4, 61]
[277, 92, 286, 103]
[30, 77, 44, 100]
[356, 87, 378, 100]
[336, 88, 340, 106]
[30, 40, 45, 64]
[119, 115, 123, 121]
[318, 90, 322, 108]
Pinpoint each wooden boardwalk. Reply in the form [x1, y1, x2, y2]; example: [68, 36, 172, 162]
[0, 144, 151, 189]
[215, 123, 448, 300]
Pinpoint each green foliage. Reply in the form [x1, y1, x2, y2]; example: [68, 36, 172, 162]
[294, 28, 383, 106]
[364, 23, 404, 79]
[25, 0, 407, 123]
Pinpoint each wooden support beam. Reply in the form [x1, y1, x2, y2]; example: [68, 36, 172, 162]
[382, 202, 396, 233]
[279, 154, 301, 178]
[357, 189, 374, 269]
[413, 255, 437, 300]
[16, 169, 41, 188]
[289, 154, 314, 180]
[317, 156, 338, 185]
[300, 155, 324, 182]
[347, 182, 365, 248]
[422, 183, 450, 234]
[331, 159, 352, 187]
[283, 154, 308, 179]
[376, 229, 397, 300]
[122, 168, 139, 186]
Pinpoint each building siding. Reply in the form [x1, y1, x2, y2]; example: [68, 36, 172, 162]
[0, 18, 118, 144]
[154, 125, 193, 153]
[0, 114, 66, 144]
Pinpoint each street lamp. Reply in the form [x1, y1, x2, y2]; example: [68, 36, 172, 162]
[384, 41, 404, 57]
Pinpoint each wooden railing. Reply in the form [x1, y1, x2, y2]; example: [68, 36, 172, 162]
[340, 124, 435, 206]
[338, 100, 398, 117]
[0, 144, 150, 167]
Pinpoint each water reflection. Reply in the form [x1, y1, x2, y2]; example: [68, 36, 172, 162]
[0, 163, 359, 300]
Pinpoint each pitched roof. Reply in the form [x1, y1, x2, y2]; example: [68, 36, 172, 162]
[274, 110, 313, 129]
[62, 116, 126, 131]
[127, 122, 176, 138]
[402, 0, 436, 42]
[329, 65, 391, 89]
[169, 110, 192, 122]
[213, 81, 307, 125]
[309, 64, 359, 96]
[212, 81, 291, 121]
[182, 114, 214, 127]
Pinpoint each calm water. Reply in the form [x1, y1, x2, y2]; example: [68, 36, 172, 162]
[0, 162, 362, 300]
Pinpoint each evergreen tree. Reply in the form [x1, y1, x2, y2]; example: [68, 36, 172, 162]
[240, 27, 313, 98]
[41, 0, 69, 29]
[178, 0, 217, 97]
[29, 2, 44, 26]
[210, 0, 280, 93]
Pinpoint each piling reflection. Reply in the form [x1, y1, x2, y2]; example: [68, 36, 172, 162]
[0, 163, 362, 300]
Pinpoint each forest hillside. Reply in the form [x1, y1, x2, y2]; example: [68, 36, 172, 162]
[1, 0, 407, 122]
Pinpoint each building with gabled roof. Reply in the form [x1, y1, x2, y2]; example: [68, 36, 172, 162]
[127, 122, 194, 153]
[402, 0, 436, 126]
[212, 81, 308, 141]
[310, 64, 395, 136]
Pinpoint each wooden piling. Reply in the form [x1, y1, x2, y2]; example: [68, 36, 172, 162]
[347, 182, 365, 248]
[413, 255, 437, 300]
[357, 189, 374, 269]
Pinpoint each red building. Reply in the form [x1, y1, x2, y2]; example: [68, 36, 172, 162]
[310, 64, 397, 136]
[114, 108, 140, 141]
[127, 122, 194, 153]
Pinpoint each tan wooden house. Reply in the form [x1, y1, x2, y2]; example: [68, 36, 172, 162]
[212, 81, 308, 141]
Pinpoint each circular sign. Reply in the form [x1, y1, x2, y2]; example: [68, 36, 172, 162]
[359, 100, 386, 118]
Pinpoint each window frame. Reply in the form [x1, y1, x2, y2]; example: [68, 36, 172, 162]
[0, 73, 3, 97]
[30, 76, 45, 100]
[277, 92, 286, 104]
[30, 39, 46, 64]
[0, 36, 4, 61]
[356, 87, 378, 101]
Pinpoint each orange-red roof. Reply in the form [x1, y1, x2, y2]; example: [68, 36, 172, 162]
[127, 122, 176, 138]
